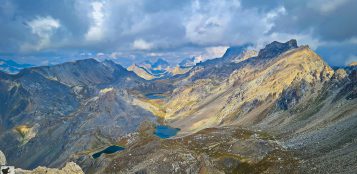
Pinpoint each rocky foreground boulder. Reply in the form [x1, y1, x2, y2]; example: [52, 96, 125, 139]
[0, 150, 6, 165]
[0, 150, 84, 174]
[15, 162, 84, 174]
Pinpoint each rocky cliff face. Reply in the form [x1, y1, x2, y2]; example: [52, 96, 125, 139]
[257, 39, 298, 59]
[0, 150, 6, 165]
[15, 162, 84, 174]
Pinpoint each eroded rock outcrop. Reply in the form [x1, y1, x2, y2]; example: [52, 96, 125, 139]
[0, 150, 6, 165]
[15, 162, 84, 174]
[0, 150, 83, 174]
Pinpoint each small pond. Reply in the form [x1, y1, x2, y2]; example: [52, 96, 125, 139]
[154, 125, 180, 139]
[145, 93, 166, 99]
[92, 145, 125, 159]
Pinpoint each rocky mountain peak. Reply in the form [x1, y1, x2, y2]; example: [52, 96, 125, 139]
[349, 61, 357, 67]
[102, 59, 128, 72]
[258, 39, 298, 59]
[222, 45, 246, 59]
[179, 57, 197, 68]
[231, 50, 258, 63]
[75, 58, 98, 64]
[334, 68, 348, 80]
[13, 58, 141, 88]
[102, 59, 117, 65]
[152, 58, 170, 69]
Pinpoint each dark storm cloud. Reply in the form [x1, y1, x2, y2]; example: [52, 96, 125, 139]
[239, 0, 357, 65]
[273, 0, 357, 65]
[271, 0, 357, 42]
[0, 0, 90, 52]
[0, 0, 356, 66]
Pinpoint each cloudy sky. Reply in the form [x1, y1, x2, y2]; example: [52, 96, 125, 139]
[0, 0, 356, 66]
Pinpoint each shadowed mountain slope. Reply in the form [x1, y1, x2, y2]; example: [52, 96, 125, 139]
[0, 59, 156, 169]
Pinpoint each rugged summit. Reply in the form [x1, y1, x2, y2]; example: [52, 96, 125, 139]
[222, 45, 246, 59]
[179, 57, 197, 68]
[349, 61, 357, 67]
[258, 39, 298, 59]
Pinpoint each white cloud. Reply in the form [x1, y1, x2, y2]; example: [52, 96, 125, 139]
[110, 52, 122, 59]
[2, 0, 356, 66]
[22, 16, 60, 51]
[263, 6, 286, 34]
[204, 46, 229, 59]
[184, 1, 287, 46]
[132, 39, 154, 50]
[40, 60, 50, 65]
[309, 0, 349, 14]
[348, 37, 357, 44]
[27, 16, 60, 36]
[147, 52, 165, 57]
[192, 46, 229, 61]
[184, 1, 234, 45]
[96, 52, 105, 57]
[86, 1, 105, 42]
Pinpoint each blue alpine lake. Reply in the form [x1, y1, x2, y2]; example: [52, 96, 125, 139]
[145, 93, 165, 99]
[154, 125, 180, 139]
[92, 145, 125, 159]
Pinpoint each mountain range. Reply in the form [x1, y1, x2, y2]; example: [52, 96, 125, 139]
[127, 58, 199, 80]
[0, 39, 356, 173]
[0, 59, 33, 74]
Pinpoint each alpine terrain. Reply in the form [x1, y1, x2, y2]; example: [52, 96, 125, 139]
[0, 40, 356, 174]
